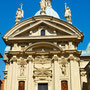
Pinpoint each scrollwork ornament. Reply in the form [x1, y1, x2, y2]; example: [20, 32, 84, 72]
[27, 55, 34, 62]
[60, 64, 66, 75]
[52, 55, 58, 61]
[10, 56, 17, 62]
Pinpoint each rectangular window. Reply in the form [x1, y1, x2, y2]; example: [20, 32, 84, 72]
[18, 81, 25, 90]
[38, 83, 48, 90]
[61, 81, 68, 90]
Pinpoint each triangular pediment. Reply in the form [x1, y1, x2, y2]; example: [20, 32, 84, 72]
[3, 16, 84, 43]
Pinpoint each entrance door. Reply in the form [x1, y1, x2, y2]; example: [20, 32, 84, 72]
[18, 81, 25, 90]
[38, 83, 48, 90]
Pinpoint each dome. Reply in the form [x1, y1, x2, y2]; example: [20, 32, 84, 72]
[35, 7, 60, 19]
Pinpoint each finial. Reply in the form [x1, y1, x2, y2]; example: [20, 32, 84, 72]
[20, 3, 23, 10]
[64, 3, 72, 24]
[64, 3, 67, 9]
[15, 3, 24, 24]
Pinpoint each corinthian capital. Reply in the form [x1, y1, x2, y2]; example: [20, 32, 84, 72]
[27, 55, 34, 62]
[68, 54, 80, 62]
[68, 54, 74, 61]
[10, 56, 17, 62]
[52, 55, 58, 61]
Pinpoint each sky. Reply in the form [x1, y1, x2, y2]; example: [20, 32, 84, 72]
[0, 0, 90, 80]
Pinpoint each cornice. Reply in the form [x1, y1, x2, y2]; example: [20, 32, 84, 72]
[3, 16, 84, 45]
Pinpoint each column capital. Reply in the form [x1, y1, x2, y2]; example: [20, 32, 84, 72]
[27, 55, 34, 62]
[52, 55, 59, 61]
[68, 54, 80, 62]
[10, 56, 17, 62]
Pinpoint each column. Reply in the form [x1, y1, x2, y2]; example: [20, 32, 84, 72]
[6, 61, 13, 90]
[11, 56, 17, 90]
[69, 54, 81, 90]
[53, 55, 59, 90]
[27, 55, 33, 90]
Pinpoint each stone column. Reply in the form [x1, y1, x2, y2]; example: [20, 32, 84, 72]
[27, 55, 33, 90]
[11, 56, 17, 90]
[52, 55, 59, 90]
[69, 54, 81, 90]
[6, 60, 13, 90]
[4, 63, 8, 90]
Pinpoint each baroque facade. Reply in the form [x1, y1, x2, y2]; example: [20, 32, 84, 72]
[3, 0, 90, 90]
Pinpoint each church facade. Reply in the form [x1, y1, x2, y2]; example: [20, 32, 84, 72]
[3, 0, 90, 90]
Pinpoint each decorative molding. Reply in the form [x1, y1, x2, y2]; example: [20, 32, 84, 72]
[33, 67, 52, 77]
[60, 64, 67, 75]
[34, 55, 51, 64]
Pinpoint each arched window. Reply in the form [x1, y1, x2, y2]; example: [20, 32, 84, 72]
[41, 29, 45, 36]
[18, 81, 25, 90]
[61, 80, 68, 90]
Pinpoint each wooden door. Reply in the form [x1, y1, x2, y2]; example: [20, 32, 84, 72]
[61, 81, 68, 90]
[18, 81, 25, 90]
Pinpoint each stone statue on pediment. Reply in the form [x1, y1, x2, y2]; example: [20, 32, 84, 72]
[64, 3, 72, 24]
[65, 7, 71, 18]
[16, 8, 24, 19]
[15, 3, 24, 24]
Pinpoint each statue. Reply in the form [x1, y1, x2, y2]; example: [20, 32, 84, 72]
[65, 7, 71, 19]
[20, 65, 24, 76]
[46, 0, 52, 7]
[40, 0, 46, 14]
[64, 3, 72, 24]
[15, 3, 24, 24]
[16, 8, 24, 19]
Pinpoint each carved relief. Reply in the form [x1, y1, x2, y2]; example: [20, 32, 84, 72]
[60, 64, 66, 75]
[80, 70, 87, 77]
[59, 56, 68, 76]
[34, 55, 52, 64]
[20, 65, 25, 76]
[33, 55, 52, 78]
[33, 67, 52, 77]
[17, 57, 27, 77]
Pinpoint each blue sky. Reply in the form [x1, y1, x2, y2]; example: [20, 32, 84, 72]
[0, 0, 90, 79]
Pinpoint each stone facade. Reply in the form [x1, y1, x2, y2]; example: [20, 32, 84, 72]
[2, 0, 90, 90]
[3, 15, 85, 90]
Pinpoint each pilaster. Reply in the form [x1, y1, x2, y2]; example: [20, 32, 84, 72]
[52, 55, 59, 90]
[11, 56, 17, 90]
[27, 55, 33, 90]
[68, 54, 81, 90]
[6, 61, 13, 90]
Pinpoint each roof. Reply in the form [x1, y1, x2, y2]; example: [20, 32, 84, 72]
[81, 43, 90, 56]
